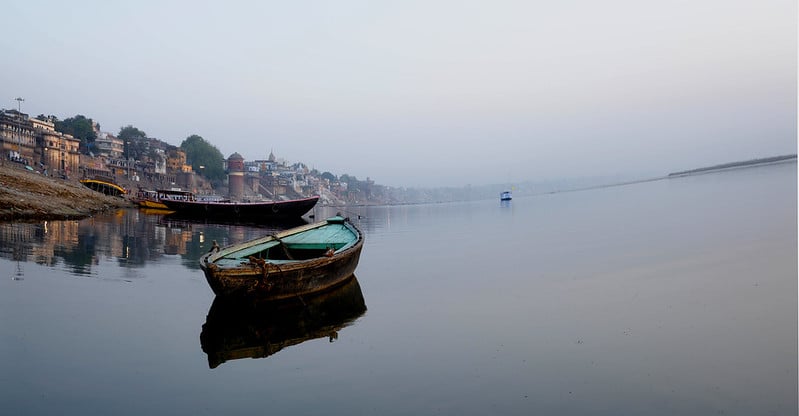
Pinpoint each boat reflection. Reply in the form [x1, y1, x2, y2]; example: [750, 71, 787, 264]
[163, 211, 310, 228]
[199, 275, 367, 369]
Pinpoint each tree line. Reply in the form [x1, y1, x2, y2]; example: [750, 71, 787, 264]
[37, 114, 225, 181]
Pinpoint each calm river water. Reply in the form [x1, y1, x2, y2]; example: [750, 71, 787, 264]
[1, 162, 796, 415]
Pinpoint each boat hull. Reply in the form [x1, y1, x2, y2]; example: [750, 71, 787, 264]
[200, 242, 362, 300]
[80, 179, 126, 197]
[137, 199, 170, 210]
[199, 217, 364, 300]
[161, 196, 319, 221]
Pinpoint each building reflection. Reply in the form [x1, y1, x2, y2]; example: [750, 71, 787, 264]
[0, 209, 302, 276]
[0, 220, 79, 266]
[162, 220, 192, 256]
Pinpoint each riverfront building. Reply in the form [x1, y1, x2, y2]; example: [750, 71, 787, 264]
[0, 110, 81, 177]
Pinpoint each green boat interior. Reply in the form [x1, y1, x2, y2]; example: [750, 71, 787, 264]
[213, 219, 359, 266]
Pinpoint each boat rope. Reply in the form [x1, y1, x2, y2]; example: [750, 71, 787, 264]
[335, 209, 363, 220]
[209, 240, 220, 253]
[248, 256, 282, 290]
[268, 234, 294, 260]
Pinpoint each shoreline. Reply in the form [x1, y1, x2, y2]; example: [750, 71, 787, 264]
[0, 163, 133, 222]
[2, 154, 794, 221]
[667, 154, 797, 177]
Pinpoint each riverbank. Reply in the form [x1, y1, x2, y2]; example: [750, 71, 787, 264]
[0, 163, 133, 221]
[668, 154, 797, 177]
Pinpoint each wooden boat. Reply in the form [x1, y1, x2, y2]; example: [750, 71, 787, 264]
[199, 215, 364, 299]
[80, 177, 126, 197]
[133, 188, 196, 210]
[200, 275, 366, 368]
[160, 195, 319, 221]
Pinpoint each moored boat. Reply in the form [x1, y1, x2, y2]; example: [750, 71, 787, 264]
[160, 195, 319, 221]
[199, 215, 364, 299]
[80, 177, 126, 197]
[133, 188, 197, 210]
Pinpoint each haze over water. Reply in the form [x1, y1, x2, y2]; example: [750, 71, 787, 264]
[3, 1, 795, 187]
[0, 162, 796, 415]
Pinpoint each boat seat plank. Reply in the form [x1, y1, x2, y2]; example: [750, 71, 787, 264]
[281, 225, 354, 245]
[226, 240, 281, 259]
[213, 221, 358, 265]
[214, 258, 294, 267]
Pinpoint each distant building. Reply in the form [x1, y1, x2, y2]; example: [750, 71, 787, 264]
[95, 132, 124, 158]
[0, 110, 80, 177]
[0, 110, 36, 163]
[79, 154, 113, 179]
[166, 147, 189, 173]
[35, 118, 81, 177]
[227, 152, 245, 200]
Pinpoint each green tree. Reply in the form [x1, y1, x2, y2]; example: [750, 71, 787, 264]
[118, 125, 148, 160]
[55, 115, 97, 153]
[35, 114, 59, 123]
[321, 171, 337, 182]
[339, 174, 357, 185]
[180, 134, 225, 181]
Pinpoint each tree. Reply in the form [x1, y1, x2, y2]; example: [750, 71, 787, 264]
[339, 174, 358, 185]
[180, 134, 225, 181]
[118, 125, 148, 160]
[36, 114, 59, 123]
[321, 171, 337, 182]
[55, 115, 97, 153]
[339, 173, 370, 199]
[118, 125, 146, 141]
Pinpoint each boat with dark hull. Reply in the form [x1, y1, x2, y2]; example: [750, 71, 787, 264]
[200, 275, 367, 368]
[160, 195, 319, 221]
[133, 188, 198, 210]
[199, 215, 364, 299]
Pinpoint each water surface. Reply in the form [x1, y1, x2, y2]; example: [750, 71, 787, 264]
[1, 162, 796, 415]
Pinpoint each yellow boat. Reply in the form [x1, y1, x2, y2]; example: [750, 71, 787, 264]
[80, 178, 126, 197]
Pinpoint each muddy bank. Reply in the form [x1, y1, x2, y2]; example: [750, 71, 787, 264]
[0, 163, 133, 222]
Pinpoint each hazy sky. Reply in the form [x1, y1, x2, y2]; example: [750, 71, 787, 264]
[2, 0, 796, 187]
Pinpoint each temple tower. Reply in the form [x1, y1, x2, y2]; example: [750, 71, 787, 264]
[227, 152, 245, 200]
